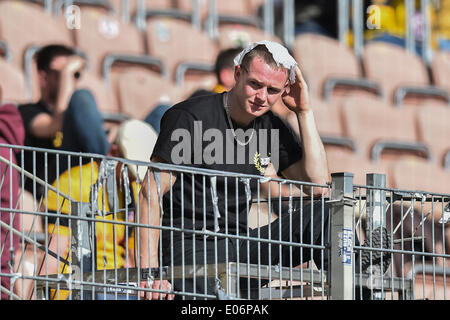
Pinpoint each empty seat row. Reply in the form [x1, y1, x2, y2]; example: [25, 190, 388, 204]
[293, 33, 450, 107]
[283, 94, 450, 173]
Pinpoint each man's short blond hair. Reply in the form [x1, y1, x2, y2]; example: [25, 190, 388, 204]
[240, 44, 284, 73]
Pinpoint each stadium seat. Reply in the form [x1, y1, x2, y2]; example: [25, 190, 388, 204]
[325, 148, 392, 187]
[362, 41, 449, 106]
[389, 157, 450, 224]
[73, 7, 147, 77]
[176, 0, 209, 20]
[145, 17, 219, 83]
[0, 57, 27, 103]
[284, 97, 356, 155]
[53, 0, 114, 15]
[217, 24, 282, 50]
[0, 1, 73, 77]
[292, 33, 382, 102]
[430, 50, 450, 95]
[416, 104, 450, 168]
[341, 96, 431, 164]
[117, 68, 183, 120]
[391, 157, 450, 194]
[214, 0, 261, 25]
[109, 0, 175, 17]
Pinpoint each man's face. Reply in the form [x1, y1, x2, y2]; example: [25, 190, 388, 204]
[39, 55, 69, 103]
[233, 56, 289, 118]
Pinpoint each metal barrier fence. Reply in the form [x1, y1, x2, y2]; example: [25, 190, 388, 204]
[0, 144, 449, 300]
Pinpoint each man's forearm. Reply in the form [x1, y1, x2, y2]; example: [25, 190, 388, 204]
[295, 109, 330, 185]
[138, 181, 162, 268]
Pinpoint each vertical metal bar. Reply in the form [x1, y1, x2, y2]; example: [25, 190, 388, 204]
[389, 191, 395, 300]
[431, 195, 436, 299]
[70, 202, 91, 300]
[136, 0, 147, 31]
[420, 0, 432, 65]
[180, 172, 185, 299]
[352, 0, 364, 58]
[191, 0, 201, 30]
[224, 176, 229, 298]
[192, 174, 196, 300]
[121, 0, 130, 23]
[247, 180, 251, 300]
[405, 0, 416, 53]
[288, 183, 293, 299]
[263, 0, 274, 36]
[329, 172, 354, 300]
[278, 182, 282, 300]
[235, 177, 240, 298]
[338, 0, 350, 44]
[366, 173, 387, 300]
[441, 199, 447, 300]
[169, 171, 174, 298]
[283, 0, 295, 49]
[256, 179, 261, 299]
[207, 0, 218, 39]
[309, 186, 313, 299]
[267, 179, 271, 300]
[44, 152, 49, 298]
[202, 175, 206, 300]
[299, 184, 303, 298]
[44, 0, 52, 14]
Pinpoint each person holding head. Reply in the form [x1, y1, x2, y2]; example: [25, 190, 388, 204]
[138, 40, 331, 300]
[18, 44, 110, 199]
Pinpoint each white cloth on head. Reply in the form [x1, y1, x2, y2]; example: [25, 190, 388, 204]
[233, 40, 298, 84]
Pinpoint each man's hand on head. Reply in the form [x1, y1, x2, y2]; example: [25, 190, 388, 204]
[281, 66, 311, 114]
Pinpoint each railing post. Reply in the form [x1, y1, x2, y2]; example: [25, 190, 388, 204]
[366, 173, 387, 300]
[329, 172, 355, 300]
[70, 202, 92, 300]
[366, 173, 386, 232]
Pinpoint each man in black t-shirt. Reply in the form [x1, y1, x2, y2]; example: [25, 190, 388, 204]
[18, 45, 109, 198]
[138, 42, 330, 300]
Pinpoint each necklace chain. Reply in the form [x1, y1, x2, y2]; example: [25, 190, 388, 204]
[224, 92, 255, 146]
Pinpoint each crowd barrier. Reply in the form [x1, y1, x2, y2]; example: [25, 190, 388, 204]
[0, 144, 449, 300]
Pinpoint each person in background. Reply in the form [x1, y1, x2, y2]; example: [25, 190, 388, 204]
[17, 44, 109, 199]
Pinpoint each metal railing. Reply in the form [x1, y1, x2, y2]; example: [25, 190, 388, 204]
[0, 145, 449, 300]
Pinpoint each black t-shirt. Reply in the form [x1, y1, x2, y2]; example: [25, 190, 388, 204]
[18, 101, 61, 196]
[152, 92, 302, 236]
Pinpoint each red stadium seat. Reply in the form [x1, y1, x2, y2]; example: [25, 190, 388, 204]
[73, 7, 147, 77]
[0, 1, 73, 69]
[416, 104, 450, 167]
[362, 41, 449, 106]
[117, 68, 183, 120]
[283, 96, 356, 155]
[109, 0, 175, 18]
[431, 50, 450, 95]
[341, 96, 431, 163]
[0, 57, 27, 104]
[325, 147, 392, 187]
[293, 33, 382, 102]
[145, 17, 219, 83]
[390, 157, 450, 223]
